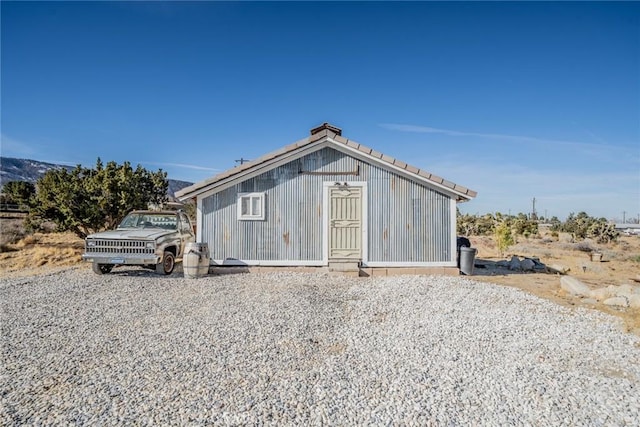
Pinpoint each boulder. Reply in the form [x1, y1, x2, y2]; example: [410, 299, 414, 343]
[589, 287, 611, 302]
[560, 276, 591, 297]
[629, 295, 640, 309]
[521, 258, 536, 272]
[509, 256, 522, 271]
[603, 296, 629, 308]
[614, 284, 635, 298]
[547, 264, 570, 275]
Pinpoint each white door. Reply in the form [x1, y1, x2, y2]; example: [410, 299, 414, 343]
[328, 186, 363, 259]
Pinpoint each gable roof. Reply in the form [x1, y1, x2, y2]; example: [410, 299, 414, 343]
[175, 123, 477, 202]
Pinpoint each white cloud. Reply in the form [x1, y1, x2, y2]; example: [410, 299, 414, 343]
[0, 133, 36, 157]
[440, 161, 639, 220]
[379, 122, 636, 154]
[378, 122, 639, 219]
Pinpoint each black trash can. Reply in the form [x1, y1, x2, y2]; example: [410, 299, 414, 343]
[459, 247, 477, 275]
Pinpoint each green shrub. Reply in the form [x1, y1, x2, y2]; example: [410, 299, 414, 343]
[494, 222, 515, 255]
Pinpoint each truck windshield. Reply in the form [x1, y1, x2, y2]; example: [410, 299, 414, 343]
[118, 213, 177, 230]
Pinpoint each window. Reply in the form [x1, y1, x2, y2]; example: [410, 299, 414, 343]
[237, 192, 265, 220]
[179, 213, 193, 233]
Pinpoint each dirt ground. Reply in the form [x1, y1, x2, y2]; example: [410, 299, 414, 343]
[1, 219, 638, 334]
[469, 229, 640, 335]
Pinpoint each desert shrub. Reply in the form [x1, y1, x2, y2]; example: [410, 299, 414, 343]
[510, 213, 538, 237]
[494, 222, 515, 255]
[456, 210, 495, 236]
[553, 212, 619, 243]
[630, 254, 640, 263]
[0, 218, 27, 248]
[457, 210, 538, 238]
[587, 219, 619, 244]
[573, 241, 595, 253]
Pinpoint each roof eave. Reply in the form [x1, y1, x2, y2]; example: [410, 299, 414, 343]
[176, 131, 477, 202]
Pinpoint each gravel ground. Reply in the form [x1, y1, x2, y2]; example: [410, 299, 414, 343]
[2, 267, 639, 426]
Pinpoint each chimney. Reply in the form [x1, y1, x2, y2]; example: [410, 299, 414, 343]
[310, 122, 342, 136]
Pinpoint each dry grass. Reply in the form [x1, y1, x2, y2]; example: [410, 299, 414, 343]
[0, 227, 84, 277]
[0, 217, 28, 250]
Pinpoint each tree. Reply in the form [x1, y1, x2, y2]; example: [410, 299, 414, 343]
[456, 210, 538, 239]
[551, 212, 619, 243]
[27, 159, 168, 238]
[1, 181, 35, 209]
[510, 212, 538, 238]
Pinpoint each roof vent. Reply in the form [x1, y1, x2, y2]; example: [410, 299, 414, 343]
[310, 122, 342, 136]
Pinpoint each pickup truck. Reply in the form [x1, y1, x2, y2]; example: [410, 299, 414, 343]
[82, 210, 195, 275]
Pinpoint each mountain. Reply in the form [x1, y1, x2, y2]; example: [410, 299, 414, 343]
[0, 157, 193, 199]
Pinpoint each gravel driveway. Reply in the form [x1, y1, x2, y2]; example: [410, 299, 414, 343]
[2, 268, 639, 425]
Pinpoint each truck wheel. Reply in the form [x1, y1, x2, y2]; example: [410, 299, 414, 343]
[92, 263, 114, 274]
[156, 251, 175, 275]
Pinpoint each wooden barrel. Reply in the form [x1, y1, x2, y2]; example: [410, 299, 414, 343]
[183, 242, 210, 278]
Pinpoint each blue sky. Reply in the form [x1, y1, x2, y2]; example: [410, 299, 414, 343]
[2, 1, 639, 221]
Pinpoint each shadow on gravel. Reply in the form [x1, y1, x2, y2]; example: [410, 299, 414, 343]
[105, 265, 185, 278]
[104, 265, 253, 278]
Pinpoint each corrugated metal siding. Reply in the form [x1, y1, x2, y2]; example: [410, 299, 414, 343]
[201, 147, 451, 263]
[365, 162, 451, 262]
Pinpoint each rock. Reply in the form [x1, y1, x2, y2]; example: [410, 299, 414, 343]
[614, 284, 635, 298]
[603, 297, 629, 308]
[547, 264, 570, 275]
[560, 276, 591, 297]
[521, 259, 536, 272]
[629, 295, 640, 309]
[589, 287, 611, 302]
[581, 298, 598, 305]
[509, 256, 521, 271]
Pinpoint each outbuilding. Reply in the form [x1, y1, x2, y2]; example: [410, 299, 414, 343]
[176, 123, 476, 275]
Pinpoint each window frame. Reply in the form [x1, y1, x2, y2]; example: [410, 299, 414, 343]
[237, 192, 266, 221]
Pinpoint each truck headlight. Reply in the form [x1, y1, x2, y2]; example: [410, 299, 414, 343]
[146, 242, 155, 249]
[87, 240, 96, 247]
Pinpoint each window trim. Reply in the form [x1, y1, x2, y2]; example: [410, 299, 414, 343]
[237, 192, 266, 221]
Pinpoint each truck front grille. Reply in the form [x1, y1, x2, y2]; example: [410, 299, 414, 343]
[85, 239, 155, 255]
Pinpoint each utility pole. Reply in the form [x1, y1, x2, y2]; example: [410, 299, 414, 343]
[623, 211, 626, 223]
[531, 197, 537, 220]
